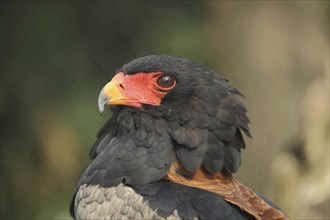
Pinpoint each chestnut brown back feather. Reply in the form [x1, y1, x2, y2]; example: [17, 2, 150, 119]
[165, 162, 289, 220]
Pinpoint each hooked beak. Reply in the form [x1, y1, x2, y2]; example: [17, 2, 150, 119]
[98, 91, 108, 114]
[98, 72, 127, 114]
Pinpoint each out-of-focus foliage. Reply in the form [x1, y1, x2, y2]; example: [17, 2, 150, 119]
[0, 1, 328, 219]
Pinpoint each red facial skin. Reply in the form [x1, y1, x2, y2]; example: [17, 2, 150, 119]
[100, 72, 176, 109]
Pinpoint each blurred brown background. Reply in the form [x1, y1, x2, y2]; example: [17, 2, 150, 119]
[1, 1, 329, 219]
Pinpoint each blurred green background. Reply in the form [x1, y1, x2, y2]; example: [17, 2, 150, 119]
[1, 1, 329, 219]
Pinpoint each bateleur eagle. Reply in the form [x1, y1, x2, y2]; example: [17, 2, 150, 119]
[70, 55, 289, 220]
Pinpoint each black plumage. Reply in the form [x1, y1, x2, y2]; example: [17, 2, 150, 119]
[70, 55, 287, 220]
[88, 55, 249, 182]
[132, 180, 256, 220]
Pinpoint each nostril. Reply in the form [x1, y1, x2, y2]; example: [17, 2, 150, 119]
[119, 84, 125, 90]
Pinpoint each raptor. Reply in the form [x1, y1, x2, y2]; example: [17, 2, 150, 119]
[70, 55, 289, 220]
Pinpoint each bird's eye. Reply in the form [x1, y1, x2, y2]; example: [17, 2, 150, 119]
[156, 74, 175, 89]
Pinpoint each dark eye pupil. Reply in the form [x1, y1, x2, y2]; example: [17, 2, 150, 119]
[157, 75, 174, 88]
